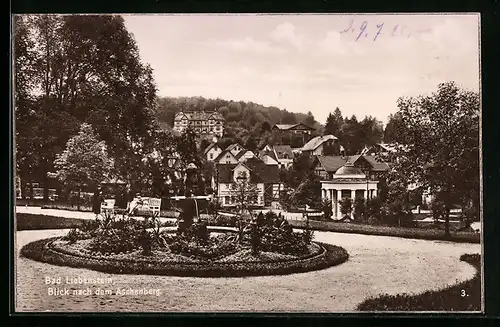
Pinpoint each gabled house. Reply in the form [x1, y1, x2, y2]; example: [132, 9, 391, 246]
[214, 157, 284, 207]
[301, 135, 339, 156]
[258, 144, 294, 169]
[235, 149, 255, 163]
[273, 145, 294, 169]
[204, 143, 223, 162]
[213, 149, 239, 165]
[258, 149, 279, 166]
[225, 143, 245, 156]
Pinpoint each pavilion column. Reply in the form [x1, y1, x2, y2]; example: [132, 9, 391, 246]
[350, 190, 356, 219]
[336, 189, 342, 218]
[363, 189, 368, 200]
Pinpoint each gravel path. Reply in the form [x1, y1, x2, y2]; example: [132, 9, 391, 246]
[15, 229, 480, 312]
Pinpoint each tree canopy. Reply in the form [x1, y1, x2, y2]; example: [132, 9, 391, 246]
[384, 81, 480, 235]
[14, 14, 157, 200]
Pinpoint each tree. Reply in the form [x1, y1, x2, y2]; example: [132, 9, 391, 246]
[229, 171, 259, 241]
[339, 198, 353, 219]
[14, 14, 157, 201]
[383, 113, 405, 143]
[389, 82, 479, 236]
[48, 123, 113, 210]
[324, 107, 343, 136]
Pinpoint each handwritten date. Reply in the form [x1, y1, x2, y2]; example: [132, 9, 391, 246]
[341, 19, 429, 41]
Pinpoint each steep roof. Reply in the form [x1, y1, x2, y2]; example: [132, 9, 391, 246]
[225, 143, 244, 152]
[302, 135, 338, 152]
[315, 156, 348, 173]
[273, 145, 294, 160]
[273, 122, 315, 131]
[362, 155, 390, 172]
[216, 158, 280, 184]
[259, 149, 278, 162]
[203, 142, 220, 155]
[213, 149, 237, 163]
[235, 150, 253, 160]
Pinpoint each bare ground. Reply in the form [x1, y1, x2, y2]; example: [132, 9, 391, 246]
[15, 229, 480, 312]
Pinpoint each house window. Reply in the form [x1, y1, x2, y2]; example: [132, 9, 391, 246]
[209, 153, 213, 160]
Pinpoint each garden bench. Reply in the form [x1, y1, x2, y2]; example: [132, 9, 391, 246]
[100, 199, 116, 218]
[147, 197, 162, 218]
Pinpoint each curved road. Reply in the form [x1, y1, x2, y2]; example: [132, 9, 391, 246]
[15, 229, 480, 312]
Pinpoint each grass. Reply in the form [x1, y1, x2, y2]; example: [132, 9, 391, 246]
[357, 253, 481, 311]
[20, 237, 349, 277]
[288, 220, 479, 244]
[16, 213, 88, 231]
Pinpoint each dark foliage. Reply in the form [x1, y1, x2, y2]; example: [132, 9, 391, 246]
[16, 213, 87, 230]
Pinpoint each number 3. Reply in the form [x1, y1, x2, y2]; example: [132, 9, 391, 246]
[461, 289, 467, 297]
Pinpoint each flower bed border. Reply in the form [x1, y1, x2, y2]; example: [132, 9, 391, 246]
[20, 237, 349, 277]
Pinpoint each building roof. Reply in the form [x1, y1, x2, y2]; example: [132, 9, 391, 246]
[272, 122, 315, 131]
[273, 145, 294, 160]
[259, 149, 278, 163]
[213, 149, 237, 163]
[315, 155, 390, 173]
[174, 110, 224, 121]
[316, 156, 348, 172]
[302, 134, 338, 152]
[334, 163, 365, 177]
[235, 150, 253, 160]
[216, 158, 280, 184]
[362, 155, 391, 172]
[203, 142, 220, 155]
[225, 143, 244, 152]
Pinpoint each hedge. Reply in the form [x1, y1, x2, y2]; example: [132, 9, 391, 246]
[288, 220, 480, 244]
[20, 237, 349, 277]
[357, 253, 481, 311]
[16, 213, 88, 231]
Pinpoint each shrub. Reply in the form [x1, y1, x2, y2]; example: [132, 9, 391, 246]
[62, 228, 91, 244]
[209, 214, 238, 227]
[339, 198, 353, 217]
[321, 199, 332, 220]
[88, 219, 144, 255]
[169, 237, 238, 260]
[367, 216, 380, 226]
[353, 198, 366, 222]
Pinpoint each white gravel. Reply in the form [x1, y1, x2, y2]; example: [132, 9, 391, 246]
[15, 228, 480, 312]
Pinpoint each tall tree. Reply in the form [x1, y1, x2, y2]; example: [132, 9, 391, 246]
[324, 107, 343, 136]
[48, 123, 113, 210]
[389, 82, 480, 236]
[14, 14, 158, 201]
[383, 113, 405, 143]
[14, 15, 38, 199]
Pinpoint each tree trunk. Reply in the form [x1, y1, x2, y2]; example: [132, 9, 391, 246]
[21, 178, 27, 200]
[444, 208, 450, 238]
[77, 188, 81, 211]
[43, 167, 49, 203]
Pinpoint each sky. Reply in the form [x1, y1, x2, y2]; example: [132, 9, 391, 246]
[123, 14, 480, 125]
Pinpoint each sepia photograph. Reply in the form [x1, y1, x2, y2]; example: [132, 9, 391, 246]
[12, 13, 481, 313]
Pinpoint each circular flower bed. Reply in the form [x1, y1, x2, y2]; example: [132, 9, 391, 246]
[20, 212, 349, 277]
